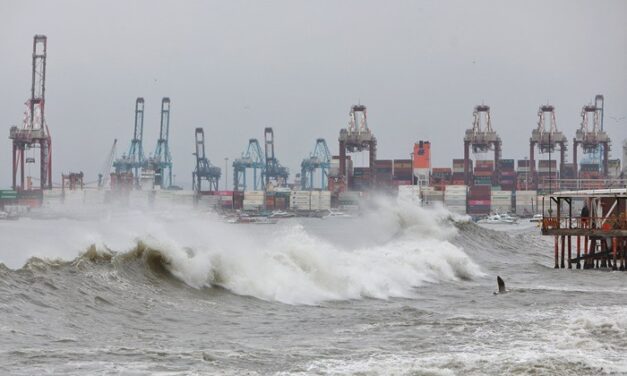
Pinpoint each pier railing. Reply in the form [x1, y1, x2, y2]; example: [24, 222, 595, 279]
[542, 216, 627, 231]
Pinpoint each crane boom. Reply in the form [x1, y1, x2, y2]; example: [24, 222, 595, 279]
[98, 139, 117, 188]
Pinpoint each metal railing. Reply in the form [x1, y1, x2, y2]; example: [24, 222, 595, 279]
[542, 215, 627, 231]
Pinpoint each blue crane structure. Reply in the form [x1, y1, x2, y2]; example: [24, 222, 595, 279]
[192, 127, 221, 193]
[233, 138, 266, 191]
[144, 97, 173, 189]
[113, 97, 145, 187]
[301, 138, 331, 190]
[263, 127, 289, 187]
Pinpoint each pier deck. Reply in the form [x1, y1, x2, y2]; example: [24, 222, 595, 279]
[540, 189, 627, 270]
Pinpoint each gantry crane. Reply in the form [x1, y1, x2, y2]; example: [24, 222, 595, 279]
[301, 138, 331, 190]
[144, 97, 173, 189]
[263, 127, 289, 187]
[463, 105, 502, 185]
[9, 35, 52, 190]
[338, 104, 377, 189]
[233, 139, 265, 191]
[573, 95, 611, 176]
[113, 98, 145, 187]
[530, 104, 567, 188]
[98, 139, 117, 189]
[192, 127, 221, 193]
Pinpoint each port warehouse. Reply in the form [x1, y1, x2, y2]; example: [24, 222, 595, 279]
[2, 35, 627, 216]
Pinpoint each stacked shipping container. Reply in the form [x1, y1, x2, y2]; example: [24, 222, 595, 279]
[444, 185, 467, 214]
[473, 160, 494, 186]
[468, 185, 491, 215]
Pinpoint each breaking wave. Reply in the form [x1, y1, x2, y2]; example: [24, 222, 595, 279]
[1, 198, 483, 305]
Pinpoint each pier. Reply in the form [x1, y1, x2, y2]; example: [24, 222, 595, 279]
[541, 189, 627, 270]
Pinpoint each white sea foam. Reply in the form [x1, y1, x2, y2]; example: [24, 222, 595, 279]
[1, 198, 483, 304]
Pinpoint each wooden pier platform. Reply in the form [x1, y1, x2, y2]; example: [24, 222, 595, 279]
[540, 189, 627, 270]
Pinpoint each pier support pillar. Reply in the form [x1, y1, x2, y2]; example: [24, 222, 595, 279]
[554, 236, 559, 269]
[567, 235, 572, 269]
[576, 235, 581, 269]
[560, 235, 566, 269]
[612, 237, 618, 271]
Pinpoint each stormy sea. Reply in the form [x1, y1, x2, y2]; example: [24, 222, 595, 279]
[1, 198, 625, 375]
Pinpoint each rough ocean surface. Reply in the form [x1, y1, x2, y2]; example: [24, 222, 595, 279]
[1, 199, 626, 375]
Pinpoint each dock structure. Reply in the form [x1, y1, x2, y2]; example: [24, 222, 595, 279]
[541, 189, 627, 270]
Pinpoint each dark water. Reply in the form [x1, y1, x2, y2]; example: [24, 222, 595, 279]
[1, 202, 625, 375]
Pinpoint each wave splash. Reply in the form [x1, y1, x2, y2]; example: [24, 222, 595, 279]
[6, 198, 483, 305]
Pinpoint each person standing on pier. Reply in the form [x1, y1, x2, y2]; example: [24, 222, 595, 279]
[581, 201, 590, 228]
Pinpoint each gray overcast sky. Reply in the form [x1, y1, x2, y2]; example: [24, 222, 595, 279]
[1, 0, 626, 189]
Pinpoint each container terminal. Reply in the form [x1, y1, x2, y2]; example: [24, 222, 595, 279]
[2, 35, 627, 225]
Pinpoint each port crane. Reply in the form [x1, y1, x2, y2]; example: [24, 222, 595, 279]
[192, 127, 221, 193]
[98, 139, 117, 189]
[233, 139, 265, 191]
[144, 98, 173, 189]
[113, 98, 145, 187]
[301, 138, 331, 190]
[338, 104, 377, 190]
[573, 95, 611, 176]
[530, 104, 567, 188]
[263, 127, 289, 187]
[9, 35, 52, 190]
[463, 105, 502, 185]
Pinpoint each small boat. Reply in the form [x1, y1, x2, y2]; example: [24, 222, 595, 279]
[478, 213, 518, 224]
[529, 214, 543, 222]
[269, 210, 295, 218]
[323, 209, 353, 219]
[226, 215, 277, 224]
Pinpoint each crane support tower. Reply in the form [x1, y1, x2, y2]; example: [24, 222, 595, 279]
[145, 97, 173, 189]
[530, 104, 567, 189]
[573, 95, 611, 177]
[339, 104, 377, 190]
[263, 127, 289, 187]
[192, 127, 221, 193]
[9, 35, 52, 191]
[301, 138, 331, 190]
[463, 105, 502, 185]
[233, 138, 265, 191]
[113, 98, 145, 187]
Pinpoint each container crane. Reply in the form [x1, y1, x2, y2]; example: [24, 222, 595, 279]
[192, 127, 221, 193]
[113, 98, 145, 187]
[463, 105, 502, 185]
[530, 104, 567, 188]
[338, 104, 377, 190]
[233, 139, 265, 191]
[301, 138, 331, 190]
[573, 96, 611, 176]
[263, 127, 289, 187]
[98, 139, 117, 189]
[9, 35, 52, 191]
[145, 97, 172, 189]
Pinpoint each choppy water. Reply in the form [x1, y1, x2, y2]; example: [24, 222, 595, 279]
[1, 199, 626, 375]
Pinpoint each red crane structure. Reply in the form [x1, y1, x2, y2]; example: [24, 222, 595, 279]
[463, 105, 502, 185]
[9, 35, 52, 191]
[338, 105, 377, 190]
[529, 104, 567, 189]
[573, 95, 611, 177]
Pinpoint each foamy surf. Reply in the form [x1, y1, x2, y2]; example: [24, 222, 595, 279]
[1, 199, 483, 305]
